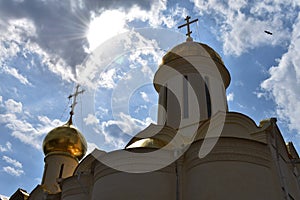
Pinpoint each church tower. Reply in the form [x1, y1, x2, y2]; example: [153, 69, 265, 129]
[40, 85, 87, 194]
[154, 16, 230, 129]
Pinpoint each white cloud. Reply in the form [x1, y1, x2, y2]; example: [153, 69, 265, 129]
[260, 12, 300, 132]
[4, 99, 22, 113]
[86, 111, 154, 149]
[254, 91, 267, 99]
[8, 115, 63, 150]
[78, 28, 165, 91]
[140, 92, 150, 102]
[134, 105, 148, 114]
[192, 0, 294, 56]
[0, 19, 35, 84]
[2, 156, 22, 168]
[98, 121, 126, 149]
[24, 42, 75, 82]
[0, 18, 34, 60]
[87, 9, 128, 51]
[0, 99, 63, 150]
[128, 44, 162, 78]
[0, 113, 17, 124]
[84, 114, 99, 126]
[0, 18, 75, 83]
[227, 92, 234, 102]
[3, 166, 24, 177]
[11, 131, 41, 149]
[37, 115, 62, 129]
[102, 112, 151, 137]
[237, 103, 246, 109]
[98, 68, 117, 89]
[0, 0, 187, 79]
[126, 0, 177, 28]
[1, 65, 31, 85]
[0, 1, 186, 85]
[6, 142, 12, 151]
[0, 142, 12, 152]
[95, 106, 109, 119]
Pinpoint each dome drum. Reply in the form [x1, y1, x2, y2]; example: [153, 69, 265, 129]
[154, 41, 230, 92]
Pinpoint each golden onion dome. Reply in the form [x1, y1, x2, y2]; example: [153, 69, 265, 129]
[158, 38, 231, 89]
[125, 124, 178, 150]
[126, 138, 167, 149]
[43, 119, 87, 160]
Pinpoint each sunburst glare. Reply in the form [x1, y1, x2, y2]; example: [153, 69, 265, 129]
[86, 10, 129, 51]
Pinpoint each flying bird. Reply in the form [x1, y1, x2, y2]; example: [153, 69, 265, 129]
[264, 30, 273, 35]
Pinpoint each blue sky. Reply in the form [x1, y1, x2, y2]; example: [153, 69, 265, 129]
[0, 0, 300, 197]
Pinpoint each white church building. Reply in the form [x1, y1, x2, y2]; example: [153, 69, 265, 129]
[10, 17, 300, 200]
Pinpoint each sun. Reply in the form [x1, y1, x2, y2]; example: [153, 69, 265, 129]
[86, 10, 129, 52]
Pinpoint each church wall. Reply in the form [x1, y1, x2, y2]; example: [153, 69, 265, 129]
[61, 174, 93, 200]
[183, 138, 281, 200]
[183, 161, 280, 200]
[91, 162, 176, 200]
[219, 121, 254, 140]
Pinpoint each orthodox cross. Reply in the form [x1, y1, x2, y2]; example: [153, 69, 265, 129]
[68, 84, 85, 118]
[178, 16, 198, 37]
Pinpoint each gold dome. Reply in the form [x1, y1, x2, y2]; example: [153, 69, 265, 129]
[125, 124, 177, 149]
[126, 138, 167, 149]
[43, 120, 87, 160]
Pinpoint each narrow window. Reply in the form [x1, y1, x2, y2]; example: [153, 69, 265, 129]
[164, 85, 168, 112]
[289, 194, 295, 200]
[163, 84, 168, 125]
[183, 75, 189, 118]
[59, 164, 64, 178]
[205, 77, 211, 117]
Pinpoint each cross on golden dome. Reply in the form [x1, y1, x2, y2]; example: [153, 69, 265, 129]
[43, 84, 87, 160]
[178, 16, 198, 38]
[68, 84, 85, 120]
